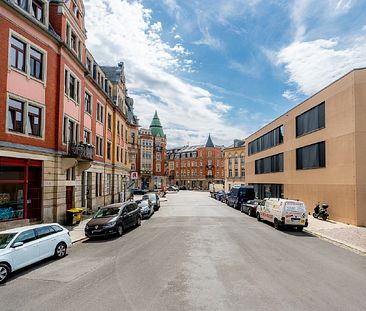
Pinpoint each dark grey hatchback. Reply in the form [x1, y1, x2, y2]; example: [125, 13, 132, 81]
[85, 202, 141, 238]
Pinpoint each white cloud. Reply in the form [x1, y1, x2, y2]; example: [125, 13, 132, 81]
[277, 37, 366, 95]
[282, 90, 299, 101]
[84, 0, 245, 147]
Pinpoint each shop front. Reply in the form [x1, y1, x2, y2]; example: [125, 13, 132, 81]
[0, 157, 42, 225]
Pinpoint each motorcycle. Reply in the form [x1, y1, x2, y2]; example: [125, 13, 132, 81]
[313, 202, 329, 220]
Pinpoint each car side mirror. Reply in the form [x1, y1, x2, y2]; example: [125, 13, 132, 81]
[12, 242, 24, 248]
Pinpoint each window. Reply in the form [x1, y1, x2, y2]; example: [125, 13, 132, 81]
[10, 36, 26, 72]
[107, 113, 112, 130]
[17, 0, 28, 10]
[97, 103, 104, 123]
[35, 226, 54, 239]
[14, 229, 36, 244]
[106, 174, 111, 195]
[296, 142, 325, 170]
[117, 121, 120, 135]
[116, 147, 119, 162]
[241, 167, 245, 177]
[27, 105, 41, 136]
[66, 167, 75, 180]
[255, 153, 284, 174]
[107, 142, 111, 160]
[62, 116, 78, 144]
[156, 153, 161, 160]
[296, 102, 325, 137]
[86, 57, 92, 72]
[156, 163, 161, 172]
[248, 125, 284, 156]
[84, 92, 92, 114]
[8, 98, 24, 133]
[65, 70, 80, 103]
[30, 47, 43, 80]
[96, 173, 102, 197]
[71, 32, 77, 52]
[84, 130, 90, 144]
[31, 0, 44, 23]
[96, 136, 103, 156]
[208, 151, 212, 158]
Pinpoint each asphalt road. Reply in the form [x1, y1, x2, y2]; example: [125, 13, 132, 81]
[1, 191, 366, 311]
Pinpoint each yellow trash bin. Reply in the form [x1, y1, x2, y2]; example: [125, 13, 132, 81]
[66, 208, 83, 225]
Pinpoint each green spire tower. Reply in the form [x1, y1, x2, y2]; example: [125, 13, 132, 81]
[150, 110, 165, 137]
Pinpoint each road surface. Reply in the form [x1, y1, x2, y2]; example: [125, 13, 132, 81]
[1, 191, 365, 311]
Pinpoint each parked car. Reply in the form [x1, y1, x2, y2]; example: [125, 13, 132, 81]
[137, 199, 154, 219]
[226, 186, 255, 209]
[85, 202, 141, 238]
[167, 186, 179, 192]
[256, 198, 308, 231]
[215, 190, 226, 202]
[142, 193, 160, 211]
[131, 188, 148, 195]
[0, 223, 72, 284]
[179, 185, 187, 190]
[241, 199, 262, 217]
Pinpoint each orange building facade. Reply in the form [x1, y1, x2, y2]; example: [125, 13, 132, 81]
[167, 135, 224, 190]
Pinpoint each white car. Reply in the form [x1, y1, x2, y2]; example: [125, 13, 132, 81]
[0, 223, 72, 283]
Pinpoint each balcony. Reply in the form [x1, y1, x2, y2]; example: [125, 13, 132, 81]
[206, 175, 214, 179]
[206, 164, 214, 169]
[68, 142, 94, 161]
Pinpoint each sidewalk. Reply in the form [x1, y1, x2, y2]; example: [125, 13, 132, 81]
[304, 217, 366, 255]
[65, 197, 168, 243]
[65, 217, 90, 244]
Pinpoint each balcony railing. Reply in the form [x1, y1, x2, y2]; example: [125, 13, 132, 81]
[68, 142, 94, 161]
[206, 175, 214, 178]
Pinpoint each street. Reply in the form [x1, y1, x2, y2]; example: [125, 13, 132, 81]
[1, 191, 366, 311]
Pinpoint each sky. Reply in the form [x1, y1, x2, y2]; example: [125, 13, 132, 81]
[84, 0, 366, 148]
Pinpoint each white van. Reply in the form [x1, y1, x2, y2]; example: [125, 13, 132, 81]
[256, 198, 308, 231]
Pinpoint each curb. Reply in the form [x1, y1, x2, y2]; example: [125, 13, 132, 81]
[304, 228, 366, 256]
[71, 236, 88, 245]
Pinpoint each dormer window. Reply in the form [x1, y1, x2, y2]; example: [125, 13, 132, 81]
[17, 0, 28, 10]
[71, 32, 77, 52]
[31, 0, 44, 23]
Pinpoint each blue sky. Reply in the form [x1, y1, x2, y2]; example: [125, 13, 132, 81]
[84, 0, 366, 147]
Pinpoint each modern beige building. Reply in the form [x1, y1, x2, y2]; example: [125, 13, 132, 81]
[224, 140, 246, 192]
[245, 68, 366, 226]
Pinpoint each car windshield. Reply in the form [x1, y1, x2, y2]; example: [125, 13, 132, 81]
[139, 201, 149, 207]
[93, 207, 120, 218]
[0, 233, 17, 249]
[143, 194, 155, 200]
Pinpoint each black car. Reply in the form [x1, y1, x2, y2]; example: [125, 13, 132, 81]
[131, 188, 148, 195]
[241, 199, 262, 217]
[226, 186, 255, 209]
[137, 199, 154, 219]
[85, 202, 141, 238]
[142, 193, 160, 211]
[215, 190, 226, 201]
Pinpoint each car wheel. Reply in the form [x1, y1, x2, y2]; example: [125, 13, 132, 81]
[248, 208, 252, 217]
[117, 224, 123, 237]
[54, 242, 67, 259]
[0, 263, 10, 284]
[274, 219, 280, 230]
[296, 226, 303, 232]
[257, 213, 261, 221]
[136, 216, 142, 227]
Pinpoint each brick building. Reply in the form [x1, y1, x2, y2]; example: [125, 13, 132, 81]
[0, 0, 138, 230]
[136, 111, 167, 190]
[167, 135, 224, 190]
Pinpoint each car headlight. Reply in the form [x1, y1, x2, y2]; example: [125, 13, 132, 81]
[104, 221, 116, 228]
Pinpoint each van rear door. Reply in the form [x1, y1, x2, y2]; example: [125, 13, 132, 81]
[284, 202, 307, 225]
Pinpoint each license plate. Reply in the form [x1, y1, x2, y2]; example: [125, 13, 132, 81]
[92, 230, 102, 233]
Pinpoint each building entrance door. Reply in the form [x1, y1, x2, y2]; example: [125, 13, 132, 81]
[66, 186, 74, 210]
